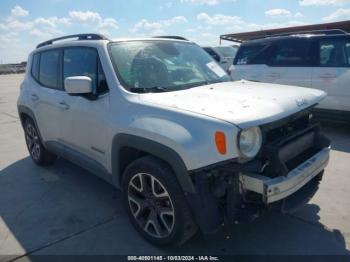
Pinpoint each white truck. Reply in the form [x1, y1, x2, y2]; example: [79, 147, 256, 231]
[18, 34, 330, 246]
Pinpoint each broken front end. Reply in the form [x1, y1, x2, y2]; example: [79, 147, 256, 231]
[189, 109, 331, 234]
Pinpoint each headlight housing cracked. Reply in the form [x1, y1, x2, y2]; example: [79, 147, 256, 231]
[238, 127, 262, 159]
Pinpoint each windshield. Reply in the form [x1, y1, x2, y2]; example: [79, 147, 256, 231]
[109, 40, 230, 93]
[214, 46, 238, 58]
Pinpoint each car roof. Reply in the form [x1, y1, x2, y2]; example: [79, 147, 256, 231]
[111, 37, 193, 43]
[241, 33, 350, 45]
[34, 33, 194, 52]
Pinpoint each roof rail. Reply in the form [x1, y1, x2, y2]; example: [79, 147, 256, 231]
[265, 29, 347, 38]
[36, 33, 109, 49]
[153, 35, 189, 41]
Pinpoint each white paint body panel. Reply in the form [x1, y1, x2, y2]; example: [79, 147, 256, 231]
[231, 64, 349, 112]
[311, 66, 350, 112]
[140, 80, 326, 129]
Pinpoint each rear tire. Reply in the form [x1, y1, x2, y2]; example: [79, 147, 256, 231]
[122, 156, 197, 246]
[24, 118, 57, 166]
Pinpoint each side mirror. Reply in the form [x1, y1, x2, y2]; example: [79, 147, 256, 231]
[65, 76, 93, 95]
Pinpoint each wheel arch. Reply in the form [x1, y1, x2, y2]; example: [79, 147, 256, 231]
[111, 134, 195, 193]
[17, 105, 45, 143]
[18, 105, 35, 127]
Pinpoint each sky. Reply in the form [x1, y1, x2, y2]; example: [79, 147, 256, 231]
[1, 0, 350, 63]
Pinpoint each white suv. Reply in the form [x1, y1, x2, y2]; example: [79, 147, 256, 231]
[230, 32, 350, 122]
[18, 34, 330, 246]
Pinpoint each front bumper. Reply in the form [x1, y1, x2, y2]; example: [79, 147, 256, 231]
[240, 146, 330, 204]
[188, 120, 330, 233]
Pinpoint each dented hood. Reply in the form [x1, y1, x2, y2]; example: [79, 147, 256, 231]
[140, 80, 326, 128]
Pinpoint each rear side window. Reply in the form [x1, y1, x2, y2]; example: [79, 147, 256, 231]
[63, 47, 108, 95]
[345, 43, 350, 65]
[320, 42, 336, 66]
[31, 53, 40, 81]
[39, 50, 60, 89]
[318, 39, 348, 67]
[234, 44, 270, 65]
[269, 39, 311, 67]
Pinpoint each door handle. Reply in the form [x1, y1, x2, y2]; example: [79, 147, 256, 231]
[268, 73, 280, 78]
[31, 94, 39, 102]
[320, 73, 336, 79]
[58, 101, 70, 110]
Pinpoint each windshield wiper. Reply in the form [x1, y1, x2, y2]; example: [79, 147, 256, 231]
[207, 79, 228, 85]
[130, 86, 169, 93]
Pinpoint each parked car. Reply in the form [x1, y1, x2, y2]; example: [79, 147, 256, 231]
[203, 46, 238, 72]
[0, 65, 16, 75]
[18, 34, 330, 246]
[14, 65, 26, 74]
[230, 30, 350, 121]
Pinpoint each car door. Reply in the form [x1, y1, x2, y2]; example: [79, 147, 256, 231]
[311, 37, 350, 111]
[264, 38, 313, 87]
[58, 47, 110, 169]
[338, 40, 350, 111]
[30, 49, 66, 152]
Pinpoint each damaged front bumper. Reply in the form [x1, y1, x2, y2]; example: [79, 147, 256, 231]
[188, 120, 331, 234]
[240, 146, 330, 204]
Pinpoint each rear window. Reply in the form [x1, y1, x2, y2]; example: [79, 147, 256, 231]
[39, 50, 60, 89]
[234, 44, 269, 65]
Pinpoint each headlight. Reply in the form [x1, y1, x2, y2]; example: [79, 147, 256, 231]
[238, 127, 262, 159]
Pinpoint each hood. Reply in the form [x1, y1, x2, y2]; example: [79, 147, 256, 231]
[140, 80, 326, 129]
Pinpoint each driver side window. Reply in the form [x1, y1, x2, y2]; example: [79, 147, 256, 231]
[63, 47, 109, 95]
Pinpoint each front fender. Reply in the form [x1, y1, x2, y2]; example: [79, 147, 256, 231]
[111, 133, 195, 193]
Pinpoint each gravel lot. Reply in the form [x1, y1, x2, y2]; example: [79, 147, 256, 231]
[0, 74, 349, 259]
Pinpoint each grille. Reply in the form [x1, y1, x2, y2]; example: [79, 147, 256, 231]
[259, 110, 317, 178]
[264, 113, 310, 144]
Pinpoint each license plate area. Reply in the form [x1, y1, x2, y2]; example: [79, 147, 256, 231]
[262, 124, 328, 178]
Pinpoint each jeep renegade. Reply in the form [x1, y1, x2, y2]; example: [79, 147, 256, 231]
[18, 34, 331, 246]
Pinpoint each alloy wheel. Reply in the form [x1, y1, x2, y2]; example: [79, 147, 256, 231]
[128, 173, 175, 238]
[25, 123, 41, 161]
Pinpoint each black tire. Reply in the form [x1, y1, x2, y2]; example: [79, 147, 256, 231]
[316, 170, 324, 182]
[122, 156, 198, 246]
[24, 118, 57, 166]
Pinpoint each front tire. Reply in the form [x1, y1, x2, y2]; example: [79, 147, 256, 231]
[24, 118, 57, 166]
[122, 156, 197, 246]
